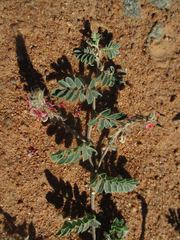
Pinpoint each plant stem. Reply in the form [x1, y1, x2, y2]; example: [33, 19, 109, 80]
[57, 119, 86, 143]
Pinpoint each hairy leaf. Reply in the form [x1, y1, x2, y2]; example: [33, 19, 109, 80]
[87, 117, 98, 126]
[91, 90, 102, 98]
[74, 47, 96, 65]
[86, 89, 93, 104]
[100, 109, 111, 117]
[79, 90, 86, 101]
[65, 89, 74, 101]
[97, 118, 105, 131]
[58, 80, 70, 89]
[89, 174, 139, 194]
[107, 218, 129, 239]
[102, 41, 121, 59]
[56, 215, 100, 237]
[71, 89, 80, 102]
[75, 77, 83, 88]
[88, 175, 98, 188]
[89, 78, 96, 89]
[66, 77, 76, 87]
[51, 89, 60, 97]
[51, 143, 97, 165]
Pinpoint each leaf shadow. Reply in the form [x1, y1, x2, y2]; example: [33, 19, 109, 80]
[46, 55, 73, 82]
[137, 194, 148, 240]
[0, 207, 42, 239]
[97, 193, 124, 239]
[99, 151, 132, 179]
[172, 113, 180, 122]
[15, 33, 47, 93]
[165, 208, 180, 233]
[44, 169, 91, 220]
[46, 112, 83, 147]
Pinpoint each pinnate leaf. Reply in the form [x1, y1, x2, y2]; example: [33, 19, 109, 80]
[89, 173, 139, 194]
[56, 215, 100, 237]
[103, 41, 121, 59]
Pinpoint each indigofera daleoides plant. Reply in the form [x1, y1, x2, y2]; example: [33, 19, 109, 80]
[27, 31, 160, 240]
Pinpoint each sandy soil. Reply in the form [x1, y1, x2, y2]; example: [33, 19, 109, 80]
[0, 0, 180, 239]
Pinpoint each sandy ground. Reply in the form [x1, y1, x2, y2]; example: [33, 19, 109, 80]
[0, 0, 180, 239]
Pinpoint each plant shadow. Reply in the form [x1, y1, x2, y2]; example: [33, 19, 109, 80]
[0, 206, 42, 240]
[15, 33, 47, 93]
[45, 169, 91, 220]
[46, 111, 83, 147]
[97, 193, 124, 239]
[46, 55, 73, 82]
[165, 208, 180, 233]
[137, 194, 148, 240]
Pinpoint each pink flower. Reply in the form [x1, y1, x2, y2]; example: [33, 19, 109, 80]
[74, 104, 82, 116]
[146, 123, 155, 129]
[28, 146, 35, 158]
[59, 103, 66, 109]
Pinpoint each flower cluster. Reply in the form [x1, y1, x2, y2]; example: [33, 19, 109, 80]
[145, 111, 160, 129]
[27, 89, 58, 122]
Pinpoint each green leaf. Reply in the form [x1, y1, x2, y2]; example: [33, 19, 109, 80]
[56, 215, 100, 237]
[64, 153, 75, 164]
[103, 41, 121, 59]
[71, 151, 81, 163]
[97, 118, 105, 131]
[65, 77, 76, 87]
[76, 219, 82, 227]
[50, 150, 63, 161]
[101, 66, 116, 87]
[95, 73, 103, 82]
[57, 89, 68, 98]
[86, 39, 96, 47]
[104, 119, 110, 128]
[51, 89, 60, 97]
[100, 109, 111, 117]
[71, 89, 80, 102]
[99, 173, 106, 179]
[82, 216, 89, 224]
[91, 31, 101, 44]
[87, 117, 98, 126]
[82, 222, 89, 232]
[65, 89, 74, 101]
[111, 182, 117, 193]
[86, 146, 98, 156]
[82, 148, 88, 161]
[104, 180, 111, 193]
[90, 219, 101, 228]
[88, 175, 98, 188]
[74, 47, 96, 65]
[91, 174, 139, 194]
[109, 119, 117, 127]
[96, 178, 105, 193]
[75, 77, 83, 88]
[89, 78, 96, 89]
[86, 89, 93, 104]
[78, 77, 86, 87]
[75, 224, 83, 234]
[79, 90, 86, 101]
[91, 90, 102, 98]
[108, 217, 129, 240]
[58, 80, 70, 89]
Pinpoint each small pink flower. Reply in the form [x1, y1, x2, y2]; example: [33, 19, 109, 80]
[74, 104, 82, 116]
[59, 103, 66, 109]
[146, 123, 155, 129]
[27, 99, 30, 107]
[28, 147, 35, 158]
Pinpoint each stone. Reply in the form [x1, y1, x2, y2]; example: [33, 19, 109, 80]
[121, 0, 141, 18]
[148, 0, 171, 9]
[145, 23, 165, 45]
